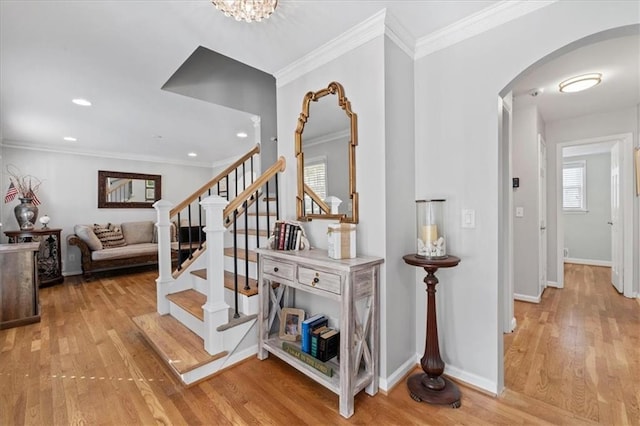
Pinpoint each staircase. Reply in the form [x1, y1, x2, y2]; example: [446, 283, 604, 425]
[133, 144, 285, 385]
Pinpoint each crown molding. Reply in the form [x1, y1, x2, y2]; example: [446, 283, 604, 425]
[384, 10, 415, 58]
[1, 141, 215, 168]
[275, 9, 387, 87]
[414, 0, 557, 60]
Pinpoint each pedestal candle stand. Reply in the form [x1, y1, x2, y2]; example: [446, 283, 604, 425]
[403, 254, 461, 408]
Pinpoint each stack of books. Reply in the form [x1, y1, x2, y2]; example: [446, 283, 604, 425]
[272, 220, 304, 251]
[301, 314, 339, 362]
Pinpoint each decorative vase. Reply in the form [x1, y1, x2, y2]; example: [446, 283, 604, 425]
[14, 197, 39, 230]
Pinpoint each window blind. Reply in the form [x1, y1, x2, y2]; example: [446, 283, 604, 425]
[563, 161, 586, 210]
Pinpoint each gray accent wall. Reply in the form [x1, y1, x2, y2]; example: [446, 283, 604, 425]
[563, 153, 612, 262]
[162, 46, 278, 170]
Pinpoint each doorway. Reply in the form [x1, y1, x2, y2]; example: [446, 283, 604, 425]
[556, 134, 634, 297]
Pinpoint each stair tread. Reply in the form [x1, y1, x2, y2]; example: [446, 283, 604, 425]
[223, 247, 257, 262]
[190, 269, 258, 296]
[167, 289, 205, 321]
[247, 212, 276, 217]
[235, 228, 269, 237]
[218, 311, 258, 332]
[133, 312, 227, 375]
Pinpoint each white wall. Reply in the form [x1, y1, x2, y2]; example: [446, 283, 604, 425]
[546, 105, 638, 289]
[512, 105, 544, 299]
[276, 33, 421, 385]
[1, 147, 213, 274]
[415, 1, 639, 393]
[563, 153, 612, 263]
[383, 36, 416, 381]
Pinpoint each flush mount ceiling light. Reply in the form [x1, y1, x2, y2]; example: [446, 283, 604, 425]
[188, 152, 198, 157]
[211, 0, 277, 22]
[236, 131, 248, 138]
[63, 136, 77, 141]
[72, 98, 92, 106]
[559, 73, 602, 93]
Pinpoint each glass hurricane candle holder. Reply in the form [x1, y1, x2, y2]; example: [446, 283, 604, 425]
[416, 199, 446, 259]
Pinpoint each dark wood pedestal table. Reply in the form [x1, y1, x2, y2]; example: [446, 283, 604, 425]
[403, 254, 461, 408]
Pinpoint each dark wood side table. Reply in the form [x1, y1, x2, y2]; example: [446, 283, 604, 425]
[403, 254, 461, 408]
[5, 228, 64, 287]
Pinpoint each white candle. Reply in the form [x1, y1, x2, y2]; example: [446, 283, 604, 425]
[422, 224, 438, 243]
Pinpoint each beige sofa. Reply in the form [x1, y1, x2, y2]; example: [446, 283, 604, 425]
[68, 220, 176, 278]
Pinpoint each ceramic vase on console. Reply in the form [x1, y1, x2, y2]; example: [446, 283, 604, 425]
[14, 197, 38, 230]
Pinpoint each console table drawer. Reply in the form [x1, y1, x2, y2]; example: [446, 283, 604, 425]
[298, 267, 341, 294]
[263, 258, 295, 281]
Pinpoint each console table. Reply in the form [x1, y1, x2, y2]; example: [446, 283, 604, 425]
[5, 228, 64, 287]
[0, 243, 40, 329]
[403, 254, 461, 408]
[255, 248, 384, 418]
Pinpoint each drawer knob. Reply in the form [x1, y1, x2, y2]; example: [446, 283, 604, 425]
[274, 267, 279, 272]
[312, 277, 319, 286]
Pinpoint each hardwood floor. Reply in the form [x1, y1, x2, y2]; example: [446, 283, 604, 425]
[505, 263, 640, 425]
[1, 264, 637, 425]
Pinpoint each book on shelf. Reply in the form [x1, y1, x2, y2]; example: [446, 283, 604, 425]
[282, 342, 333, 377]
[301, 315, 328, 354]
[317, 329, 340, 362]
[301, 314, 324, 353]
[270, 220, 307, 251]
[310, 325, 329, 358]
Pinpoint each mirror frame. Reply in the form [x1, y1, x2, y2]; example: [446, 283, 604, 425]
[98, 170, 161, 209]
[295, 81, 358, 223]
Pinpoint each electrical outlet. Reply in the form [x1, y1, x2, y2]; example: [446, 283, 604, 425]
[69, 254, 76, 261]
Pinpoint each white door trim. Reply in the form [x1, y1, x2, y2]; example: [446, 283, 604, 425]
[556, 133, 634, 297]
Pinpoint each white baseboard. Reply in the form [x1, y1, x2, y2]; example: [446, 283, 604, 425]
[444, 363, 498, 396]
[63, 269, 83, 277]
[564, 258, 612, 267]
[379, 356, 417, 392]
[511, 317, 517, 332]
[547, 280, 559, 288]
[514, 292, 541, 303]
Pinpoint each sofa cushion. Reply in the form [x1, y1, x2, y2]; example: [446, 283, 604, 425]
[91, 243, 158, 261]
[74, 225, 103, 251]
[93, 223, 127, 248]
[121, 221, 154, 245]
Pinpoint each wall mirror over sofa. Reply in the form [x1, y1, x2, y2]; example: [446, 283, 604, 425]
[98, 170, 161, 208]
[295, 81, 358, 223]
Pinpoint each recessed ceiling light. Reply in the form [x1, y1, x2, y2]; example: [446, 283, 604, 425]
[188, 152, 198, 157]
[72, 98, 92, 106]
[559, 73, 602, 93]
[236, 132, 248, 138]
[63, 136, 77, 141]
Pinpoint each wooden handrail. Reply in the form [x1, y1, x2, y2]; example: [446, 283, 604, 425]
[303, 183, 330, 213]
[223, 156, 286, 219]
[170, 144, 260, 216]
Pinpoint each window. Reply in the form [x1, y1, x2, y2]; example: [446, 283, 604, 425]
[563, 161, 586, 211]
[303, 156, 327, 214]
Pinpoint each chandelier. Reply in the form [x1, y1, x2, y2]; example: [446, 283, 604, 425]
[212, 0, 278, 23]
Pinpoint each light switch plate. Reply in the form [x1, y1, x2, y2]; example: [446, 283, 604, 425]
[515, 207, 524, 217]
[461, 209, 475, 228]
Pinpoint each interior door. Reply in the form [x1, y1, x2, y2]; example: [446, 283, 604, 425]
[610, 142, 622, 292]
[538, 135, 547, 294]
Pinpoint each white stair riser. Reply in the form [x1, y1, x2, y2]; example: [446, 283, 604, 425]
[233, 215, 276, 231]
[180, 322, 258, 385]
[224, 233, 269, 250]
[224, 288, 259, 316]
[169, 301, 205, 338]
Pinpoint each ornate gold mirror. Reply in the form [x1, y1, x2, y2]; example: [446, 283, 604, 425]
[295, 81, 358, 223]
[98, 170, 161, 208]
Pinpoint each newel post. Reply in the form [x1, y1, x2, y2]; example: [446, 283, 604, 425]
[154, 199, 174, 314]
[201, 195, 231, 354]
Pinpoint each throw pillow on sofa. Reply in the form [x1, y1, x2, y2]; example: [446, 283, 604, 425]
[74, 224, 103, 251]
[94, 223, 127, 248]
